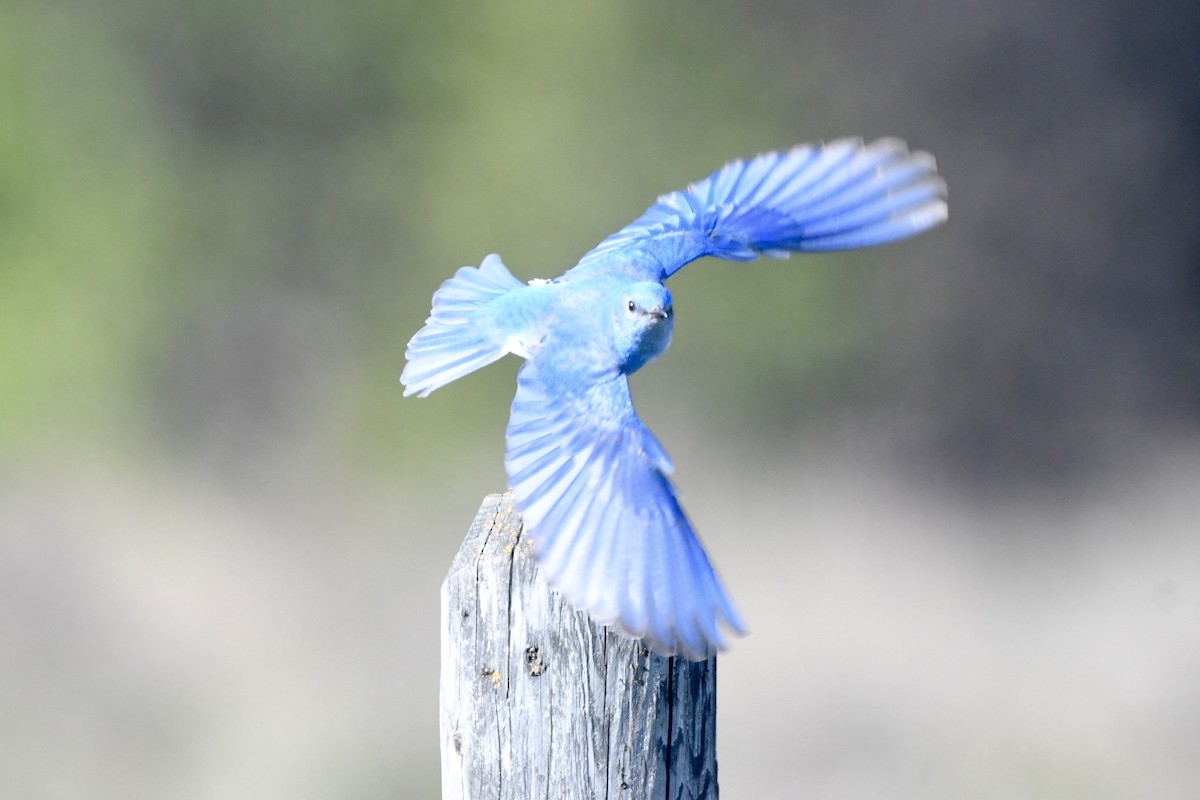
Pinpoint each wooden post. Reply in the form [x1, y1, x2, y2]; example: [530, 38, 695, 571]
[440, 492, 719, 799]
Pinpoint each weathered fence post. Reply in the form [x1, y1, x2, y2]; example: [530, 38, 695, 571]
[440, 492, 719, 799]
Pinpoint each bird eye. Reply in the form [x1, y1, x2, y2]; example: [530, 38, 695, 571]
[627, 300, 637, 313]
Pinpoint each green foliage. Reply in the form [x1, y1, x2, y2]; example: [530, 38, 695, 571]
[0, 0, 870, 469]
[0, 8, 171, 449]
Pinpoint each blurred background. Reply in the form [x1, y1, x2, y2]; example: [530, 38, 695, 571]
[2, 0, 1198, 797]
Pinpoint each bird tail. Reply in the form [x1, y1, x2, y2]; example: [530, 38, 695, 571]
[401, 254, 524, 397]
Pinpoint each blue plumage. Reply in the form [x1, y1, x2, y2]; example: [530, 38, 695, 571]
[402, 138, 946, 659]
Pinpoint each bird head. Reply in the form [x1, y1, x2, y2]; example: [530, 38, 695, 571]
[612, 282, 674, 374]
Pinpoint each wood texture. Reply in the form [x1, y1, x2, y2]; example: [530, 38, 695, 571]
[440, 492, 719, 799]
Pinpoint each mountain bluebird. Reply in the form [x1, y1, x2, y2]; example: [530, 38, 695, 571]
[402, 139, 946, 660]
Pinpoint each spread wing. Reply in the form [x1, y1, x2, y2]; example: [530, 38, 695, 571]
[566, 137, 947, 282]
[504, 362, 744, 660]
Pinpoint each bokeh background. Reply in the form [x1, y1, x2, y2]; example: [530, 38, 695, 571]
[3, 1, 1199, 797]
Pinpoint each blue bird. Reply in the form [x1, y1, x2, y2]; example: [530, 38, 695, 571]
[402, 138, 946, 660]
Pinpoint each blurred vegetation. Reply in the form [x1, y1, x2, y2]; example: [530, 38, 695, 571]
[0, 0, 871, 480]
[5, 3, 1200, 798]
[5, 0, 1197, 491]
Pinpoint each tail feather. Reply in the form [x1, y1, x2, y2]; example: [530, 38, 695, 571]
[401, 254, 523, 397]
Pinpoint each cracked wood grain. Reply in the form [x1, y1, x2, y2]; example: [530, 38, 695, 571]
[440, 492, 719, 799]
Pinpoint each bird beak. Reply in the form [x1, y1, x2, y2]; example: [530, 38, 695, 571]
[650, 307, 670, 321]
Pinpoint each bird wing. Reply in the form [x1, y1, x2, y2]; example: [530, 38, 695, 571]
[566, 137, 947, 281]
[505, 362, 744, 659]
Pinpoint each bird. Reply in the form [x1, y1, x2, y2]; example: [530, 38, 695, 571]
[402, 138, 947, 660]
